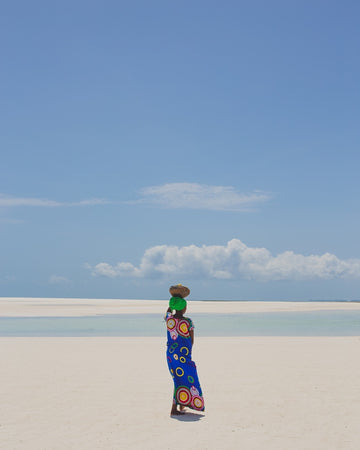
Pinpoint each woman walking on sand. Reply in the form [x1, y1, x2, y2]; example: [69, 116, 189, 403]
[165, 284, 205, 416]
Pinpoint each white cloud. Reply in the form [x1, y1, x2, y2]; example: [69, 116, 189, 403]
[88, 239, 360, 281]
[0, 194, 110, 208]
[136, 183, 271, 211]
[49, 275, 70, 284]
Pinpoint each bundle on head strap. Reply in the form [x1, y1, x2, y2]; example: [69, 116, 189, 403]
[169, 297, 187, 311]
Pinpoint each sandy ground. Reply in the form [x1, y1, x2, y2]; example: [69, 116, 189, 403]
[1, 335, 360, 450]
[1, 297, 360, 316]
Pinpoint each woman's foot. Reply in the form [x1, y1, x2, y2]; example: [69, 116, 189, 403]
[170, 409, 185, 416]
[170, 404, 186, 416]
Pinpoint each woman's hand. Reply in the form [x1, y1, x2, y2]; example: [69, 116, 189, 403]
[164, 307, 172, 320]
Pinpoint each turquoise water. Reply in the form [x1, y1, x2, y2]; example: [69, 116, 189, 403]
[1, 311, 360, 336]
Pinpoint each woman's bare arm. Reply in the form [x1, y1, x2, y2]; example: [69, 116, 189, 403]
[189, 329, 194, 346]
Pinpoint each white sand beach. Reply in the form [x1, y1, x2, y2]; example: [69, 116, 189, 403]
[2, 296, 360, 316]
[1, 298, 360, 449]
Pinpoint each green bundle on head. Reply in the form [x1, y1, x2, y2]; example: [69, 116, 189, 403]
[169, 296, 187, 311]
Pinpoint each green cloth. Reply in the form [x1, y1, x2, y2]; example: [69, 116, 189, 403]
[169, 296, 187, 311]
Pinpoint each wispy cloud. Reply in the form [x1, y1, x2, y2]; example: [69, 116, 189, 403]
[88, 239, 360, 281]
[1, 184, 270, 212]
[0, 194, 110, 208]
[135, 183, 271, 211]
[48, 275, 70, 284]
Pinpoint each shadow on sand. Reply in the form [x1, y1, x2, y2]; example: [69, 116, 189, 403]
[170, 412, 205, 422]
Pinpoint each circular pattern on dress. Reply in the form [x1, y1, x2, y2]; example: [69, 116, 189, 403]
[179, 356, 186, 364]
[175, 367, 184, 377]
[169, 343, 178, 353]
[173, 354, 178, 360]
[191, 396, 204, 410]
[176, 387, 191, 405]
[177, 320, 189, 337]
[180, 346, 189, 356]
[167, 318, 176, 330]
[187, 375, 194, 384]
[170, 330, 178, 340]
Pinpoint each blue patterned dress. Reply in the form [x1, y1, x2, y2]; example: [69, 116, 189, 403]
[166, 312, 205, 411]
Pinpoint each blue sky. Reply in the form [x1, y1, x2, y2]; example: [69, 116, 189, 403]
[1, 0, 360, 300]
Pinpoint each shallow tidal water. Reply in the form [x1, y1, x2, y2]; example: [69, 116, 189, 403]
[1, 310, 360, 337]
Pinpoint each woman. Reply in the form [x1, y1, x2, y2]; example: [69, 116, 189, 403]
[165, 284, 205, 416]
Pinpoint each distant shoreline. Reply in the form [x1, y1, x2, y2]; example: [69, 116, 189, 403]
[1, 296, 360, 302]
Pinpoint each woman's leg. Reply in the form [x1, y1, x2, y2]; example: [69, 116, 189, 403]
[170, 399, 185, 416]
